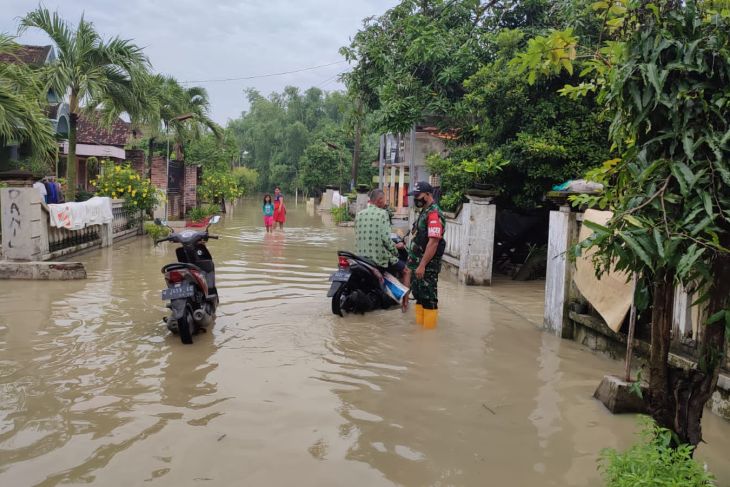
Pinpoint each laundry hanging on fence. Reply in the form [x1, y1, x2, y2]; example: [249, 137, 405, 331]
[332, 191, 348, 208]
[47, 197, 113, 230]
[573, 209, 636, 332]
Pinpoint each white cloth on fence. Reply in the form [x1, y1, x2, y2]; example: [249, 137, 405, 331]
[47, 197, 113, 230]
[332, 191, 348, 208]
[84, 197, 114, 226]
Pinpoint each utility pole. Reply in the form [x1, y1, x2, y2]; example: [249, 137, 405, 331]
[350, 98, 363, 191]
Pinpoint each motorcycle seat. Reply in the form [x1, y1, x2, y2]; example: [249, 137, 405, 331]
[337, 250, 380, 270]
[161, 262, 204, 274]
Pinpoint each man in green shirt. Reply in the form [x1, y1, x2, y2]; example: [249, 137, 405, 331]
[355, 189, 408, 280]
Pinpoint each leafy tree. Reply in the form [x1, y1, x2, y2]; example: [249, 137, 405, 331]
[0, 34, 57, 164]
[232, 166, 259, 193]
[340, 0, 497, 133]
[342, 0, 610, 208]
[299, 140, 349, 194]
[19, 7, 149, 200]
[516, 0, 730, 446]
[459, 25, 609, 207]
[228, 87, 375, 194]
[198, 171, 243, 204]
[186, 130, 239, 172]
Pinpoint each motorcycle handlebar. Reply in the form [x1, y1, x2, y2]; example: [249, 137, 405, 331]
[154, 237, 170, 244]
[207, 235, 220, 240]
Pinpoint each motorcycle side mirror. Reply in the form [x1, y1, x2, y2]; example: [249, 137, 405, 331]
[209, 215, 221, 225]
[154, 218, 162, 226]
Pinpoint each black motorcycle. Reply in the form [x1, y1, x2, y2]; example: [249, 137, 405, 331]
[155, 216, 221, 344]
[327, 234, 408, 316]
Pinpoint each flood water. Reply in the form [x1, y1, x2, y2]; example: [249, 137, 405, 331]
[1, 201, 729, 486]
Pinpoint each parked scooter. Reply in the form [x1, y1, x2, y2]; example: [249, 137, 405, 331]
[327, 234, 409, 316]
[155, 216, 221, 344]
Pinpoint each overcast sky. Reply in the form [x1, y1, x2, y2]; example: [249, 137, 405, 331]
[2, 0, 398, 124]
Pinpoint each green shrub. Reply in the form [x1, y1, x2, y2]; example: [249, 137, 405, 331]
[331, 205, 351, 224]
[74, 188, 95, 202]
[187, 204, 219, 222]
[439, 191, 466, 213]
[144, 222, 170, 242]
[600, 417, 715, 487]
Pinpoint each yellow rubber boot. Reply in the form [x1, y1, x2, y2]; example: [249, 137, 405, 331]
[423, 309, 438, 329]
[415, 304, 425, 326]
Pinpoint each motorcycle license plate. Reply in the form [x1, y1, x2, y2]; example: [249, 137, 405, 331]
[329, 269, 351, 283]
[161, 284, 194, 301]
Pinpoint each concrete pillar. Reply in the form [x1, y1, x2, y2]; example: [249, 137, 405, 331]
[355, 193, 369, 214]
[544, 206, 578, 338]
[397, 164, 405, 213]
[388, 165, 396, 206]
[100, 222, 113, 248]
[459, 195, 496, 286]
[320, 189, 334, 211]
[378, 134, 385, 190]
[1, 188, 49, 261]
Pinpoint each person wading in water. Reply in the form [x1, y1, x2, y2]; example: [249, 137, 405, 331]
[403, 182, 445, 329]
[273, 187, 286, 230]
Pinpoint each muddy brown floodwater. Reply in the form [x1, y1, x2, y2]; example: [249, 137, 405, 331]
[1, 201, 729, 486]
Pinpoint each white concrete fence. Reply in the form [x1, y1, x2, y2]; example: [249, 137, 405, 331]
[1, 188, 141, 261]
[441, 194, 496, 286]
[542, 204, 710, 342]
[542, 202, 730, 419]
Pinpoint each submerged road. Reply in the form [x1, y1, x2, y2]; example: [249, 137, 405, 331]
[1, 201, 728, 486]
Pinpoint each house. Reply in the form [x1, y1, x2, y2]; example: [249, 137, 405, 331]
[0, 44, 63, 169]
[0, 43, 138, 191]
[58, 112, 136, 190]
[377, 126, 451, 217]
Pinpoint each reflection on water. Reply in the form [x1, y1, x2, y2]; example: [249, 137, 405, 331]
[0, 200, 729, 486]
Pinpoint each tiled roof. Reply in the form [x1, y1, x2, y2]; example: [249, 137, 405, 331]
[76, 113, 131, 146]
[0, 45, 52, 66]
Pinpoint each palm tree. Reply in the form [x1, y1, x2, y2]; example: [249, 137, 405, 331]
[19, 8, 149, 200]
[141, 74, 221, 176]
[0, 34, 56, 163]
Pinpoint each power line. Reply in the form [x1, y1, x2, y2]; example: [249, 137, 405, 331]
[317, 71, 349, 90]
[180, 61, 347, 84]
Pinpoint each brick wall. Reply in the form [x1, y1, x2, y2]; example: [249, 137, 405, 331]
[150, 156, 167, 190]
[184, 165, 198, 213]
[127, 149, 146, 176]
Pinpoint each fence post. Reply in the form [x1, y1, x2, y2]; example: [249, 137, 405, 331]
[544, 205, 578, 338]
[1, 188, 49, 261]
[459, 195, 496, 286]
[100, 222, 113, 247]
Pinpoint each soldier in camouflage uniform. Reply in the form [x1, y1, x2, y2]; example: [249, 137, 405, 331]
[405, 182, 446, 329]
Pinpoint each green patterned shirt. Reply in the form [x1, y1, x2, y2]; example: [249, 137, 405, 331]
[355, 204, 398, 267]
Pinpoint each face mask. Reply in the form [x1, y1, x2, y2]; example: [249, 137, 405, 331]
[415, 197, 426, 208]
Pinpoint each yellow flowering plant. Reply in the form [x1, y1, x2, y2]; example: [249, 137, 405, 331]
[91, 161, 159, 212]
[198, 171, 244, 204]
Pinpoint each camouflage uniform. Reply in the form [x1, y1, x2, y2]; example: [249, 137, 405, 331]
[408, 203, 445, 310]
